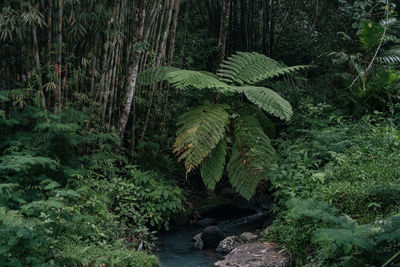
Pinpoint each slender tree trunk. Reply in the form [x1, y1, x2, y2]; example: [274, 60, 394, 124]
[168, 0, 180, 64]
[55, 0, 63, 108]
[118, 0, 147, 141]
[140, 0, 174, 142]
[218, 0, 231, 65]
[32, 25, 45, 108]
[161, 0, 180, 133]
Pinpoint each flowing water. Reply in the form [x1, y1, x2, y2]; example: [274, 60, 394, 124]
[156, 207, 269, 267]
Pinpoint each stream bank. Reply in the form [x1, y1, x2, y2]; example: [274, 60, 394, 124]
[156, 199, 273, 266]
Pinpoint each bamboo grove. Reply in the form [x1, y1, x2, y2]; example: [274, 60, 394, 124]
[1, 0, 342, 154]
[0, 0, 182, 152]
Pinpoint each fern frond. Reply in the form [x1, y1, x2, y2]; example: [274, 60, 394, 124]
[0, 154, 60, 173]
[0, 91, 9, 102]
[137, 66, 179, 85]
[200, 139, 227, 190]
[376, 46, 400, 64]
[167, 70, 229, 90]
[237, 104, 276, 138]
[173, 104, 230, 171]
[237, 86, 293, 121]
[217, 52, 308, 85]
[227, 116, 276, 199]
[360, 20, 385, 51]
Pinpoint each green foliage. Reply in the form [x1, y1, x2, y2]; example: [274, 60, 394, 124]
[266, 103, 400, 266]
[139, 51, 306, 199]
[268, 199, 341, 265]
[242, 86, 293, 121]
[200, 140, 228, 190]
[173, 104, 230, 171]
[217, 52, 309, 85]
[312, 220, 377, 267]
[168, 70, 229, 90]
[137, 66, 180, 86]
[0, 107, 184, 266]
[227, 117, 276, 199]
[329, 18, 400, 112]
[360, 20, 385, 51]
[58, 242, 160, 267]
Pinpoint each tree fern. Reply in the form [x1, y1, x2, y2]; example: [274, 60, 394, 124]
[137, 51, 305, 198]
[226, 116, 276, 199]
[237, 104, 276, 139]
[167, 70, 229, 90]
[217, 52, 308, 85]
[173, 104, 230, 171]
[136, 66, 179, 86]
[200, 139, 228, 190]
[241, 86, 293, 121]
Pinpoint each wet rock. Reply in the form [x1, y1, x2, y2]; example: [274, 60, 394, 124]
[202, 226, 225, 249]
[196, 217, 216, 228]
[216, 236, 241, 254]
[193, 233, 202, 242]
[240, 232, 259, 243]
[214, 242, 290, 267]
[194, 238, 204, 250]
[193, 233, 204, 249]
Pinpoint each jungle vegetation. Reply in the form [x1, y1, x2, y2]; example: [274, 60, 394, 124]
[1, 0, 400, 266]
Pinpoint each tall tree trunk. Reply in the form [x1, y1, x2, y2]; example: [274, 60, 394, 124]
[161, 0, 180, 133]
[140, 0, 174, 142]
[32, 25, 45, 108]
[218, 0, 231, 65]
[168, 0, 180, 64]
[118, 0, 147, 141]
[55, 0, 63, 108]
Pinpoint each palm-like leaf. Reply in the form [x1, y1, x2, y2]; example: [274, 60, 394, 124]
[167, 70, 229, 90]
[227, 116, 276, 199]
[239, 86, 293, 121]
[200, 139, 228, 190]
[359, 20, 385, 51]
[137, 66, 179, 85]
[173, 104, 230, 171]
[376, 46, 400, 64]
[218, 52, 308, 85]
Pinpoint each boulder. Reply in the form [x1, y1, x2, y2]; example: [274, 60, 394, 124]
[214, 242, 290, 267]
[195, 217, 216, 228]
[240, 232, 259, 243]
[202, 226, 225, 249]
[216, 236, 241, 254]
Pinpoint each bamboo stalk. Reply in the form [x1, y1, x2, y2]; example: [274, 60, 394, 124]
[118, 0, 147, 141]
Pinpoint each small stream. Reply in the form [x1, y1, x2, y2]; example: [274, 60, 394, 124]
[156, 205, 270, 267]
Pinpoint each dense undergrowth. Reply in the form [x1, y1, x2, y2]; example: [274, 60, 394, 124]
[0, 104, 184, 266]
[1, 0, 400, 266]
[266, 101, 400, 266]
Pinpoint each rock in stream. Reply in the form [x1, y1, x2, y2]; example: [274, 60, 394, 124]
[214, 242, 290, 267]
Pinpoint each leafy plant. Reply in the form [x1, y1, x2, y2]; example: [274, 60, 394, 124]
[0, 106, 181, 266]
[138, 52, 308, 199]
[329, 19, 400, 112]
